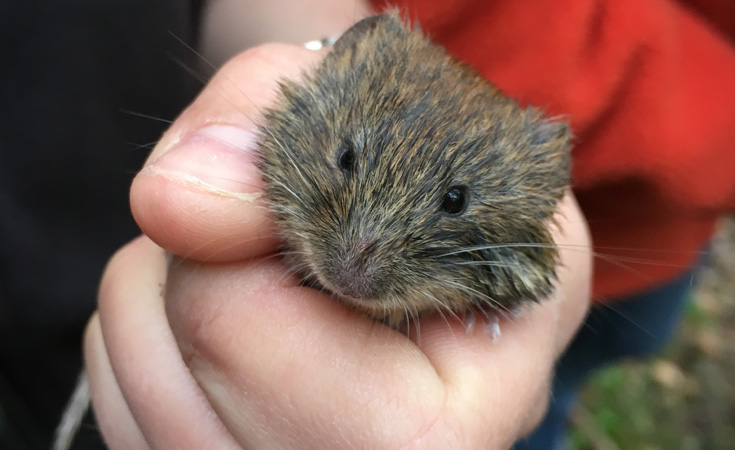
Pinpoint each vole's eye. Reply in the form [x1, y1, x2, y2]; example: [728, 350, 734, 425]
[338, 147, 355, 173]
[441, 186, 468, 214]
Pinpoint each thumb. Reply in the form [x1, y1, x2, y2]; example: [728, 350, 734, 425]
[130, 44, 326, 261]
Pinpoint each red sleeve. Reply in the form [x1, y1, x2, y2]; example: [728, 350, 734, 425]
[371, 0, 735, 212]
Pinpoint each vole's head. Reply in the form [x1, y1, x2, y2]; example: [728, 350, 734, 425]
[258, 13, 571, 325]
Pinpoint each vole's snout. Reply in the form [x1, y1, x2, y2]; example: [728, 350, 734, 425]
[326, 237, 383, 300]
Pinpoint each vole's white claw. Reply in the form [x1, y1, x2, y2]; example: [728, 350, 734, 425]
[462, 309, 477, 334]
[463, 309, 502, 340]
[484, 313, 502, 341]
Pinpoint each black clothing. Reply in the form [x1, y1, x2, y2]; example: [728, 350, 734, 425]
[0, 1, 202, 448]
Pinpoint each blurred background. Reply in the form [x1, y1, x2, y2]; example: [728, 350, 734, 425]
[570, 219, 735, 450]
[1, 1, 733, 449]
[0, 2, 202, 449]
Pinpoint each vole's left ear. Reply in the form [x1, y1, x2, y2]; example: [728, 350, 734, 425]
[532, 119, 572, 183]
[531, 121, 571, 147]
[519, 118, 572, 214]
[332, 12, 408, 57]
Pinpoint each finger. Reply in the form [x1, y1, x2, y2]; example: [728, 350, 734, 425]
[550, 190, 593, 355]
[166, 257, 449, 450]
[165, 192, 592, 449]
[413, 190, 592, 441]
[85, 314, 150, 450]
[165, 257, 546, 449]
[130, 44, 327, 262]
[96, 236, 240, 449]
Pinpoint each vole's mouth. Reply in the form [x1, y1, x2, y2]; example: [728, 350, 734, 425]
[310, 269, 383, 308]
[293, 239, 396, 313]
[298, 263, 391, 315]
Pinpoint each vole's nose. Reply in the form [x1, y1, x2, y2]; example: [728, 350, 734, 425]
[328, 237, 382, 299]
[332, 269, 378, 299]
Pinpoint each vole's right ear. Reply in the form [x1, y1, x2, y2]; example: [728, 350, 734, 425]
[332, 12, 407, 56]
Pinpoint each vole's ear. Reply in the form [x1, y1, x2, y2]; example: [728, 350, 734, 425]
[530, 119, 572, 188]
[332, 12, 407, 56]
[530, 121, 570, 147]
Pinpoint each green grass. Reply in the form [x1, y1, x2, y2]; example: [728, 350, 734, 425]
[568, 240, 735, 450]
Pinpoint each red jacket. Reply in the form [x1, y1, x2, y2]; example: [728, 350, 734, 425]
[372, 0, 735, 301]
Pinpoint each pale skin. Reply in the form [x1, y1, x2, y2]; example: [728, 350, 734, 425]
[82, 3, 593, 449]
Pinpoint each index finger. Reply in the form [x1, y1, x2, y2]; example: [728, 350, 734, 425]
[130, 44, 326, 261]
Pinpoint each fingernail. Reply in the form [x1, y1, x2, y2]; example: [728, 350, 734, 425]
[146, 125, 262, 195]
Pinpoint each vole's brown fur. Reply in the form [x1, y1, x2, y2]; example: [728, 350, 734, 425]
[258, 12, 571, 326]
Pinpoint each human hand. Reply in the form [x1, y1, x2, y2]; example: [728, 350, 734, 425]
[84, 43, 592, 450]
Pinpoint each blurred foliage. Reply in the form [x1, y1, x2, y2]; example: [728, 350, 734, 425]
[569, 218, 735, 450]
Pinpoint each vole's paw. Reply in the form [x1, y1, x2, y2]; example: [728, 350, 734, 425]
[462, 304, 528, 340]
[462, 309, 501, 341]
